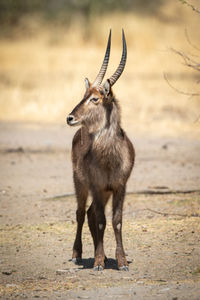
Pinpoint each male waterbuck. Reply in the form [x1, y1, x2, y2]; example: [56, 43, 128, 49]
[66, 29, 135, 271]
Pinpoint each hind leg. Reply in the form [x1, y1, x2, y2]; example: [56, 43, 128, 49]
[87, 191, 111, 256]
[72, 173, 88, 263]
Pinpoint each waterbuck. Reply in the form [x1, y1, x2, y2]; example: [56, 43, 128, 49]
[66, 30, 135, 271]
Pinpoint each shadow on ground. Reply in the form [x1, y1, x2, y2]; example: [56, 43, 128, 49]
[69, 257, 133, 270]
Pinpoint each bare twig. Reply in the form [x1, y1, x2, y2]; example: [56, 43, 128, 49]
[44, 189, 200, 201]
[179, 0, 200, 14]
[194, 114, 200, 123]
[171, 48, 200, 72]
[185, 28, 200, 51]
[142, 208, 200, 218]
[163, 73, 200, 97]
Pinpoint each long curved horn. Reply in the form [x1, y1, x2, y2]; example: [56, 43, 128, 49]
[92, 29, 111, 87]
[108, 29, 127, 86]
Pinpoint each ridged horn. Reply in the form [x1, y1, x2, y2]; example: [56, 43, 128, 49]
[92, 29, 111, 87]
[108, 29, 127, 86]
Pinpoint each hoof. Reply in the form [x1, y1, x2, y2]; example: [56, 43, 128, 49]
[93, 265, 104, 271]
[71, 257, 82, 265]
[119, 265, 129, 271]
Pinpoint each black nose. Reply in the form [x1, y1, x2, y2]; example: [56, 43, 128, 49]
[66, 115, 74, 124]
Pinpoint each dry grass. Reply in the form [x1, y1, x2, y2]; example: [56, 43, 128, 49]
[0, 0, 200, 137]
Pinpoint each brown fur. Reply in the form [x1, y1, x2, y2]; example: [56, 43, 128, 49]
[67, 83, 135, 270]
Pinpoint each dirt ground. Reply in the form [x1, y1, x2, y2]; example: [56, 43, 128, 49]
[0, 122, 200, 299]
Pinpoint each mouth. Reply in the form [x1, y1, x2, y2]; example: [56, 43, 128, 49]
[67, 119, 81, 126]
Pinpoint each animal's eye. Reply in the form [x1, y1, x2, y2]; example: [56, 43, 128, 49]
[91, 97, 99, 103]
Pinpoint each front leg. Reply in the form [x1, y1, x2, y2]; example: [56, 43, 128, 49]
[93, 200, 106, 271]
[91, 189, 108, 271]
[112, 186, 128, 270]
[72, 173, 88, 263]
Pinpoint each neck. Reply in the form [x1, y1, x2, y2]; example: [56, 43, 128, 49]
[92, 98, 122, 154]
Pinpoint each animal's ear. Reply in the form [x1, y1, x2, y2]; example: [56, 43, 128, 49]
[85, 78, 91, 90]
[103, 79, 111, 96]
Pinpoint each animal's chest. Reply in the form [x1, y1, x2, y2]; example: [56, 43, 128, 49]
[84, 146, 123, 187]
[90, 144, 121, 167]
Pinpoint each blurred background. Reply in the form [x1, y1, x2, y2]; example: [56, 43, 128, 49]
[0, 0, 200, 136]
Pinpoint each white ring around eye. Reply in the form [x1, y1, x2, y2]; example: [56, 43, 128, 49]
[86, 95, 99, 105]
